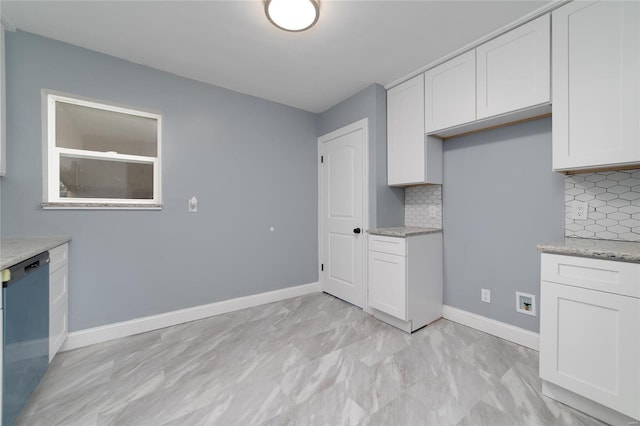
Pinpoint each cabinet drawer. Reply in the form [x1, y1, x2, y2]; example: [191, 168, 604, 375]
[49, 243, 68, 273]
[50, 264, 68, 313]
[541, 254, 640, 298]
[368, 235, 406, 256]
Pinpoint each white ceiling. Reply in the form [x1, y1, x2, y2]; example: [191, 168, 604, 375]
[2, 0, 548, 113]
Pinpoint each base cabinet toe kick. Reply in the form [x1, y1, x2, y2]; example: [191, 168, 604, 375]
[539, 253, 640, 425]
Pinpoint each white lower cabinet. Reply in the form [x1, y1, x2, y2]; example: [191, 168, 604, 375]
[49, 244, 69, 362]
[540, 254, 640, 423]
[367, 233, 443, 333]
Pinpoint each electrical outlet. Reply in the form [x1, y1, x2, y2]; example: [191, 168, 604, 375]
[481, 288, 491, 303]
[571, 201, 588, 220]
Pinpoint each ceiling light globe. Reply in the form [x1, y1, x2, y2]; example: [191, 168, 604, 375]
[265, 0, 319, 32]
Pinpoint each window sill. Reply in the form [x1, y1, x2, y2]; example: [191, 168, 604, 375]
[41, 202, 163, 210]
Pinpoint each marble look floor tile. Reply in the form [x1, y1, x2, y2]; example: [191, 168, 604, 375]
[263, 380, 367, 426]
[456, 400, 522, 426]
[342, 327, 411, 367]
[294, 324, 368, 361]
[15, 293, 605, 426]
[481, 361, 607, 426]
[359, 393, 437, 426]
[406, 355, 498, 425]
[280, 349, 360, 405]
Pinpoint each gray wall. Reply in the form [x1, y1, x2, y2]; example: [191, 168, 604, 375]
[2, 31, 319, 331]
[318, 85, 404, 228]
[443, 118, 564, 332]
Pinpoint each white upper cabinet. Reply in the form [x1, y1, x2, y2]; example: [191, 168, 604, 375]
[552, 1, 640, 171]
[424, 50, 476, 134]
[387, 74, 442, 186]
[476, 15, 550, 119]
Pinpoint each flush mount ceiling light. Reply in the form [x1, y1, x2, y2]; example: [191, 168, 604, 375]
[265, 0, 320, 32]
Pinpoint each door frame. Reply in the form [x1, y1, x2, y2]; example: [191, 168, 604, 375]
[317, 118, 370, 311]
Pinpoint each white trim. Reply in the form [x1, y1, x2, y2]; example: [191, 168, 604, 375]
[442, 305, 540, 350]
[317, 118, 370, 311]
[385, 0, 570, 90]
[41, 205, 163, 210]
[0, 21, 5, 176]
[43, 90, 162, 205]
[61, 282, 321, 351]
[57, 147, 157, 164]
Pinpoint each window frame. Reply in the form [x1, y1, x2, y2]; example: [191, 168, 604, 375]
[43, 92, 162, 208]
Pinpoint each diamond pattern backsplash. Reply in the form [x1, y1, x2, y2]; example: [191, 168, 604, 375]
[405, 185, 442, 229]
[565, 169, 640, 242]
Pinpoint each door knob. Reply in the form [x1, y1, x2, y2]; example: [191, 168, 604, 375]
[353, 228, 361, 234]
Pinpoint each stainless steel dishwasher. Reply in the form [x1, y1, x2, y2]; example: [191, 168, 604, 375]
[2, 252, 49, 426]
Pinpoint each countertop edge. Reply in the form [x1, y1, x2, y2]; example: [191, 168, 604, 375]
[1, 236, 72, 270]
[537, 242, 640, 264]
[367, 227, 443, 238]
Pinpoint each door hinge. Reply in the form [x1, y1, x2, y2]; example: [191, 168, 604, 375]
[320, 155, 324, 163]
[321, 263, 324, 271]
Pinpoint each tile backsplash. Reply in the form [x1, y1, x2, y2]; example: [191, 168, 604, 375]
[565, 170, 640, 242]
[405, 185, 442, 229]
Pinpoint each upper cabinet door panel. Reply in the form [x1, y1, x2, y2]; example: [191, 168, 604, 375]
[553, 1, 640, 171]
[387, 74, 425, 185]
[425, 50, 476, 133]
[476, 15, 550, 119]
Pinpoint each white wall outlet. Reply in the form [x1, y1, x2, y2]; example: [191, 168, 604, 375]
[481, 288, 491, 303]
[188, 196, 198, 212]
[428, 204, 438, 218]
[516, 292, 536, 316]
[571, 200, 589, 220]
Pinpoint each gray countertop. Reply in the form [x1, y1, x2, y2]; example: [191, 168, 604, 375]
[367, 227, 442, 238]
[537, 237, 640, 264]
[1, 236, 72, 270]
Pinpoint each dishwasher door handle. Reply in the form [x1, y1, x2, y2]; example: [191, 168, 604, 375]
[24, 260, 41, 273]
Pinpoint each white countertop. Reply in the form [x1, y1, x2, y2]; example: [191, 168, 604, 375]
[1, 236, 71, 270]
[367, 227, 442, 238]
[537, 237, 640, 264]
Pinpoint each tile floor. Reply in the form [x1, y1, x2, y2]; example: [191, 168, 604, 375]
[16, 292, 605, 426]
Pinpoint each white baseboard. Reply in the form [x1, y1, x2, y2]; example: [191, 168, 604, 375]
[442, 305, 540, 351]
[61, 282, 321, 351]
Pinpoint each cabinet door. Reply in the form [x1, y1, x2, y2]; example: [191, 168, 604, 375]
[387, 74, 425, 186]
[368, 251, 407, 320]
[425, 50, 476, 133]
[49, 303, 68, 363]
[553, 1, 640, 171]
[540, 281, 640, 419]
[49, 265, 69, 362]
[476, 15, 550, 119]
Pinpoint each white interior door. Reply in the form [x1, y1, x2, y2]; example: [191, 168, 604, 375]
[319, 120, 367, 308]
